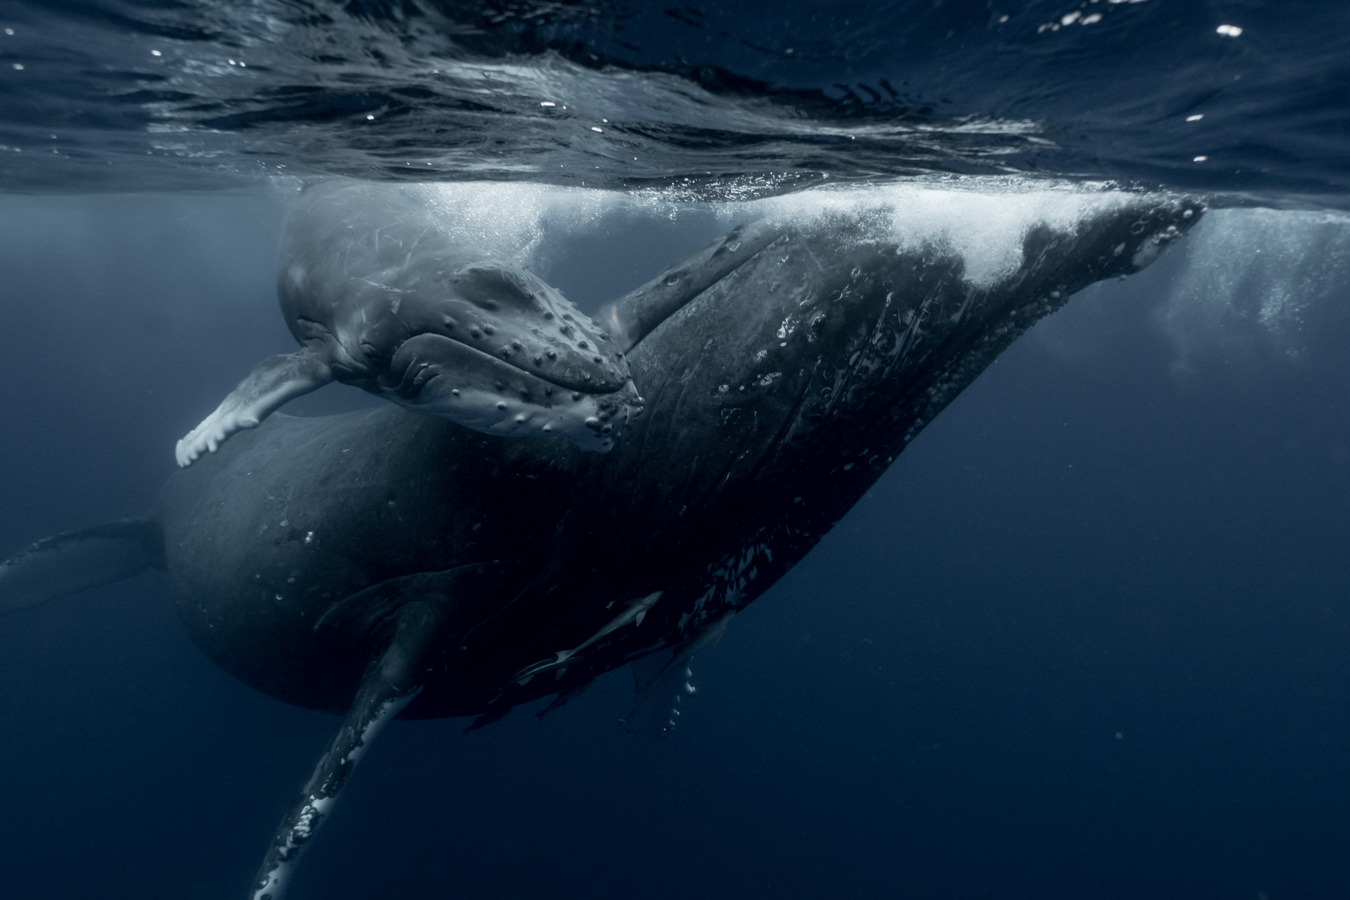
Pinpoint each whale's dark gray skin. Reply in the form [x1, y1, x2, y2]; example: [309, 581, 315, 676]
[0, 188, 1201, 900]
[175, 181, 641, 467]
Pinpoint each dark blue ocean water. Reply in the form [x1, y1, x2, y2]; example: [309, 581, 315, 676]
[1, 2, 1349, 899]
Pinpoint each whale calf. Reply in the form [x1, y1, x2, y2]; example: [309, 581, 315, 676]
[176, 181, 642, 466]
[0, 185, 1201, 898]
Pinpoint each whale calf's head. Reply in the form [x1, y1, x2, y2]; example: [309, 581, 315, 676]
[372, 262, 641, 453]
[279, 182, 642, 452]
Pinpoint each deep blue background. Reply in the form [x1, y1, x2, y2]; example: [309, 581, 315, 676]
[1, 191, 1348, 900]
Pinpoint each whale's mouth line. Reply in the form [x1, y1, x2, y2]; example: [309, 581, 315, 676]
[406, 346, 636, 453]
[391, 333, 627, 404]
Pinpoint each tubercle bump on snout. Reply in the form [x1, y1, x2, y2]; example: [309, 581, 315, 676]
[380, 334, 642, 452]
[1127, 199, 1204, 270]
[432, 289, 629, 394]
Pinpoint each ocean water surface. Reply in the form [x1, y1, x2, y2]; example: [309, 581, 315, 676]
[0, 2, 1348, 899]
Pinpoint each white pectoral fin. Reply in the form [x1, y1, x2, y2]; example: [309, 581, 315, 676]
[176, 348, 333, 468]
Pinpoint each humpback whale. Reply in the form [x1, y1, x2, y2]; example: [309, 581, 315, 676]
[0, 184, 1201, 899]
[176, 182, 642, 466]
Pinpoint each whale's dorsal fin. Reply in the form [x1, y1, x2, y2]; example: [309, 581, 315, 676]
[595, 220, 785, 353]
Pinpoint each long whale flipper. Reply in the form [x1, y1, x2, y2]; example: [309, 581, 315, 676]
[594, 219, 786, 353]
[176, 347, 334, 468]
[249, 601, 439, 900]
[0, 517, 164, 615]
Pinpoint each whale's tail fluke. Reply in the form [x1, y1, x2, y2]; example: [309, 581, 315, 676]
[0, 516, 165, 615]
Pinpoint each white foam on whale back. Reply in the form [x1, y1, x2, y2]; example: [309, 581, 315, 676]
[408, 177, 1141, 289]
[389, 179, 1350, 377]
[743, 180, 1136, 288]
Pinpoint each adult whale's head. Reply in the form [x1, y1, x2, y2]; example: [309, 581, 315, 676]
[278, 181, 640, 451]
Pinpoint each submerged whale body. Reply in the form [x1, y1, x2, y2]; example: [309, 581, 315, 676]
[0, 185, 1201, 899]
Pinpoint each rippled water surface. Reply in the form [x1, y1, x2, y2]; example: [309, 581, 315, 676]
[1, 0, 1347, 201]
